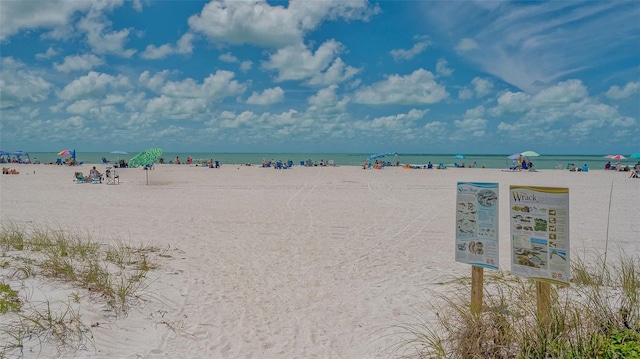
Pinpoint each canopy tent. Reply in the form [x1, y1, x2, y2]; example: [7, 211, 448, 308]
[506, 153, 537, 170]
[0, 150, 31, 163]
[367, 152, 398, 160]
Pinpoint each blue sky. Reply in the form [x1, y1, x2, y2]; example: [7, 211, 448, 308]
[1, 0, 638, 155]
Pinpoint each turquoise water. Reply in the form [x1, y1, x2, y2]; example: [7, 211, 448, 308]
[14, 152, 636, 170]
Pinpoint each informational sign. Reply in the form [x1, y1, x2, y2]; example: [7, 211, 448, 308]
[510, 186, 570, 285]
[455, 182, 499, 270]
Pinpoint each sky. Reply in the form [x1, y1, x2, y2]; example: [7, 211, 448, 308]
[1, 0, 639, 155]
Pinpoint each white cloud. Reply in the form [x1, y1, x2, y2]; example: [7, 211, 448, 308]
[140, 43, 172, 60]
[492, 79, 635, 144]
[246, 87, 285, 105]
[306, 58, 360, 87]
[424, 121, 448, 137]
[35, 47, 58, 60]
[0, 1, 93, 41]
[436, 59, 453, 77]
[240, 60, 253, 72]
[308, 85, 350, 113]
[532, 79, 588, 104]
[54, 54, 104, 73]
[58, 71, 130, 100]
[216, 110, 260, 129]
[464, 106, 485, 119]
[0, 57, 52, 109]
[606, 81, 640, 100]
[455, 38, 478, 52]
[390, 41, 430, 61]
[471, 77, 493, 98]
[145, 95, 209, 118]
[458, 87, 473, 100]
[263, 40, 359, 85]
[454, 118, 487, 132]
[188, 0, 379, 48]
[140, 70, 246, 100]
[353, 68, 449, 105]
[141, 33, 194, 60]
[423, 2, 639, 93]
[77, 4, 136, 57]
[219, 52, 238, 63]
[132, 0, 144, 12]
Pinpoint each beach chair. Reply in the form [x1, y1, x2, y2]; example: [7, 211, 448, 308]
[105, 167, 119, 184]
[102, 157, 110, 164]
[56, 158, 63, 165]
[74, 172, 87, 183]
[438, 163, 447, 169]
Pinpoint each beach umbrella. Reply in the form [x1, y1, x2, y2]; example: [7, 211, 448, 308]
[129, 148, 162, 185]
[454, 154, 465, 159]
[129, 148, 162, 167]
[629, 153, 640, 159]
[520, 150, 540, 157]
[608, 154, 626, 161]
[58, 150, 71, 156]
[110, 150, 128, 162]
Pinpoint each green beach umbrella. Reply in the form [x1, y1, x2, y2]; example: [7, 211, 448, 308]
[129, 148, 162, 185]
[129, 148, 163, 167]
[630, 153, 640, 159]
[520, 150, 540, 157]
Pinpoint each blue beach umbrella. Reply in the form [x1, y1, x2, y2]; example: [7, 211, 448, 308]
[630, 153, 640, 159]
[110, 150, 129, 162]
[454, 154, 465, 159]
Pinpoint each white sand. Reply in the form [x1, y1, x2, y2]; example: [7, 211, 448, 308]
[1, 164, 638, 358]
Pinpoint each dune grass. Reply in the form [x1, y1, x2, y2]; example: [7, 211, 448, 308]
[0, 222, 162, 357]
[385, 254, 640, 358]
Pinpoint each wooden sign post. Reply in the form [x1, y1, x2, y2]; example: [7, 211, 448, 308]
[536, 281, 551, 328]
[471, 265, 484, 315]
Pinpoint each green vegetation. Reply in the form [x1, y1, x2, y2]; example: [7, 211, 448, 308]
[0, 283, 21, 313]
[0, 222, 162, 357]
[385, 254, 640, 358]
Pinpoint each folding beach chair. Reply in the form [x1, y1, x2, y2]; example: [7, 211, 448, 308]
[74, 172, 87, 183]
[105, 167, 119, 185]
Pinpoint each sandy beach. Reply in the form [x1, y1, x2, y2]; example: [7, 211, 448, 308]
[1, 164, 638, 358]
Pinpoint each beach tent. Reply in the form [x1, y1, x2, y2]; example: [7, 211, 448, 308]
[367, 152, 398, 160]
[13, 151, 31, 163]
[0, 150, 31, 163]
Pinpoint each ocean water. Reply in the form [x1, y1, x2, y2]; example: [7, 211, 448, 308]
[12, 152, 635, 170]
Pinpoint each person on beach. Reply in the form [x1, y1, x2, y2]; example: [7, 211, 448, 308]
[605, 161, 611, 170]
[518, 154, 523, 170]
[175, 156, 180, 164]
[89, 166, 103, 183]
